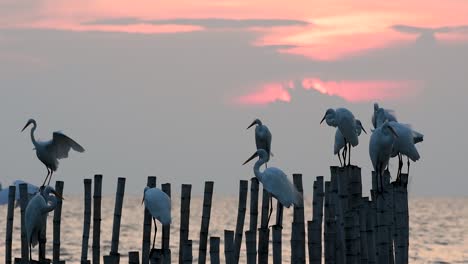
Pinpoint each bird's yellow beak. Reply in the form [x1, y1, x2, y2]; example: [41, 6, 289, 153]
[247, 120, 256, 129]
[243, 152, 259, 165]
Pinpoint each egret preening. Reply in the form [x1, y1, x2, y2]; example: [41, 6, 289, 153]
[142, 187, 171, 252]
[21, 119, 85, 187]
[372, 103, 397, 129]
[369, 121, 399, 192]
[247, 119, 272, 168]
[321, 108, 362, 166]
[243, 149, 301, 227]
[25, 186, 63, 261]
[334, 119, 367, 166]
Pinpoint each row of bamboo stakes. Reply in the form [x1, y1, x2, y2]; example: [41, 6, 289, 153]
[3, 165, 409, 264]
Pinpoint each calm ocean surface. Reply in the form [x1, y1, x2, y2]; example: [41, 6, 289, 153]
[1, 196, 467, 263]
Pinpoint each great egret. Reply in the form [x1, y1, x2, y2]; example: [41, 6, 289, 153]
[369, 121, 399, 192]
[321, 108, 362, 166]
[372, 103, 397, 129]
[243, 149, 301, 227]
[334, 119, 367, 166]
[25, 185, 63, 262]
[142, 187, 171, 252]
[21, 119, 85, 186]
[247, 119, 272, 168]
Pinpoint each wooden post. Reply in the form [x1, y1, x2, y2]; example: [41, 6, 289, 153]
[245, 230, 256, 264]
[19, 183, 29, 263]
[81, 179, 92, 264]
[348, 166, 362, 210]
[183, 240, 193, 264]
[161, 183, 171, 264]
[344, 210, 360, 264]
[142, 176, 157, 264]
[224, 230, 235, 264]
[331, 167, 345, 264]
[198, 181, 214, 264]
[272, 202, 283, 264]
[128, 252, 140, 264]
[106, 177, 126, 263]
[366, 199, 377, 264]
[6, 185, 16, 264]
[291, 174, 305, 264]
[179, 184, 192, 264]
[257, 189, 270, 264]
[393, 174, 409, 264]
[92, 174, 103, 264]
[373, 171, 389, 264]
[209, 237, 220, 264]
[323, 181, 335, 264]
[233, 180, 248, 264]
[359, 198, 369, 264]
[53, 181, 65, 264]
[309, 176, 324, 264]
[249, 177, 259, 263]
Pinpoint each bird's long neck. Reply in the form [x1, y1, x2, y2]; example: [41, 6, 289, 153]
[253, 157, 266, 182]
[30, 123, 38, 148]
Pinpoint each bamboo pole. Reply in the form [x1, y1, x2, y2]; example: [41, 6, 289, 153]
[348, 166, 362, 210]
[198, 181, 214, 264]
[19, 183, 29, 263]
[224, 230, 234, 264]
[161, 183, 171, 264]
[53, 181, 65, 264]
[359, 198, 369, 264]
[257, 189, 270, 264]
[324, 181, 335, 264]
[105, 177, 126, 263]
[331, 167, 345, 264]
[344, 210, 360, 264]
[249, 177, 259, 262]
[81, 179, 92, 264]
[310, 176, 324, 264]
[179, 184, 192, 264]
[183, 240, 193, 264]
[272, 202, 283, 264]
[245, 230, 256, 264]
[209, 237, 220, 264]
[233, 180, 248, 264]
[290, 174, 305, 264]
[6, 185, 16, 264]
[142, 176, 157, 264]
[393, 174, 409, 264]
[373, 171, 389, 264]
[366, 198, 377, 264]
[93, 174, 103, 264]
[128, 252, 140, 264]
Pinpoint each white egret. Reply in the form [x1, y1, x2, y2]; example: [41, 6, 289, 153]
[369, 121, 399, 192]
[247, 119, 272, 168]
[243, 149, 301, 227]
[372, 102, 397, 129]
[25, 185, 63, 262]
[21, 119, 85, 186]
[334, 119, 367, 166]
[142, 187, 171, 252]
[321, 108, 361, 166]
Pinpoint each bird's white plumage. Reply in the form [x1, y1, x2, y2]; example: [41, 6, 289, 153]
[248, 119, 272, 160]
[322, 108, 359, 147]
[334, 119, 364, 155]
[389, 121, 422, 161]
[372, 103, 397, 129]
[369, 122, 397, 176]
[143, 187, 172, 225]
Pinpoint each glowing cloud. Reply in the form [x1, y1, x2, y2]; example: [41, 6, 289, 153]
[234, 82, 291, 105]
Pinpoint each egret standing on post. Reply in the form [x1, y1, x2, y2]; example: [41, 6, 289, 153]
[247, 119, 272, 168]
[25, 185, 63, 262]
[321, 108, 362, 166]
[243, 149, 301, 227]
[142, 186, 172, 253]
[21, 119, 85, 187]
[334, 119, 367, 166]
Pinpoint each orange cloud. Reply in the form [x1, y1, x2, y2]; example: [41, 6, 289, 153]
[234, 82, 291, 105]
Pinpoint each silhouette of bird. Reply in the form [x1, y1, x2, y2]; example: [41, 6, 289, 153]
[25, 185, 63, 261]
[21, 119, 85, 187]
[247, 119, 272, 167]
[334, 119, 367, 166]
[243, 149, 301, 227]
[372, 103, 397, 129]
[321, 108, 362, 166]
[142, 186, 171, 252]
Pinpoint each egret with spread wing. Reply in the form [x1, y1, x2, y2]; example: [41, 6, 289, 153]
[21, 119, 85, 187]
[247, 119, 272, 168]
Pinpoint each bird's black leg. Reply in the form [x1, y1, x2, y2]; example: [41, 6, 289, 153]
[47, 171, 54, 186]
[29, 242, 32, 262]
[267, 195, 273, 227]
[343, 142, 347, 167]
[338, 152, 343, 167]
[42, 168, 50, 187]
[407, 157, 411, 175]
[348, 143, 352, 166]
[149, 218, 157, 259]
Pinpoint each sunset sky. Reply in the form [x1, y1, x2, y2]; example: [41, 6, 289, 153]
[1, 0, 467, 196]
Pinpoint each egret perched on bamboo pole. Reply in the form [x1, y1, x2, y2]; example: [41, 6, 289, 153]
[247, 119, 272, 168]
[321, 108, 363, 166]
[334, 119, 367, 167]
[243, 149, 301, 227]
[25, 185, 63, 262]
[21, 119, 85, 187]
[142, 187, 172, 253]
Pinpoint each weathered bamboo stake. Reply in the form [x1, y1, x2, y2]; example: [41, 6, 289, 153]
[344, 167, 361, 264]
[366, 197, 377, 264]
[373, 171, 389, 264]
[233, 180, 248, 264]
[393, 174, 409, 264]
[179, 184, 192, 264]
[209, 237, 220, 264]
[142, 176, 157, 264]
[183, 240, 193, 264]
[272, 202, 283, 264]
[92, 174, 103, 264]
[331, 167, 345, 264]
[81, 179, 92, 264]
[323, 181, 335, 264]
[309, 176, 324, 264]
[19, 183, 29, 263]
[105, 177, 126, 263]
[291, 173, 305, 264]
[149, 250, 162, 264]
[348, 166, 362, 210]
[128, 251, 140, 264]
[344, 210, 361, 264]
[224, 230, 235, 264]
[249, 177, 259, 261]
[161, 183, 171, 264]
[6, 185, 16, 264]
[245, 230, 256, 264]
[53, 181, 65, 264]
[359, 198, 369, 264]
[257, 189, 270, 264]
[198, 181, 214, 264]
